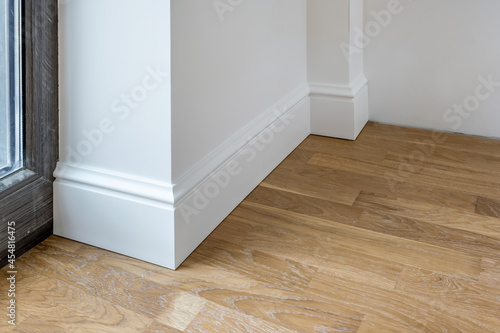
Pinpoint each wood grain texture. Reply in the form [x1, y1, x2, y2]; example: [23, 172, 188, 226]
[476, 196, 500, 218]
[308, 271, 491, 332]
[260, 150, 360, 206]
[356, 317, 415, 333]
[0, 175, 53, 267]
[395, 266, 500, 332]
[0, 0, 58, 267]
[361, 122, 500, 158]
[2, 123, 500, 332]
[354, 191, 500, 240]
[236, 202, 482, 277]
[23, 0, 59, 180]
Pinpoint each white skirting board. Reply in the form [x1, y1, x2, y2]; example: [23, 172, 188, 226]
[54, 88, 311, 269]
[54, 179, 177, 268]
[309, 74, 369, 140]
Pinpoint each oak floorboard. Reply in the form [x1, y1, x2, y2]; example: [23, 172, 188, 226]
[395, 266, 500, 332]
[245, 186, 362, 225]
[355, 127, 500, 179]
[245, 185, 499, 262]
[10, 318, 65, 333]
[275, 159, 478, 212]
[54, 226, 363, 332]
[362, 122, 500, 157]
[479, 258, 500, 288]
[1, 267, 40, 331]
[354, 191, 500, 240]
[235, 202, 483, 278]
[185, 301, 296, 333]
[383, 146, 500, 179]
[412, 171, 500, 198]
[356, 317, 415, 333]
[246, 186, 500, 264]
[180, 239, 364, 332]
[309, 271, 495, 333]
[359, 210, 500, 261]
[308, 152, 406, 180]
[193, 238, 317, 290]
[476, 196, 500, 218]
[296, 134, 387, 163]
[41, 235, 87, 253]
[218, 208, 403, 291]
[143, 321, 183, 333]
[14, 242, 188, 331]
[3, 267, 153, 332]
[182, 284, 363, 333]
[4, 123, 500, 332]
[419, 163, 500, 188]
[260, 163, 360, 206]
[310, 151, 500, 198]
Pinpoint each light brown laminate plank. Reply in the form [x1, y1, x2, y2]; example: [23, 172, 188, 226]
[143, 321, 183, 333]
[246, 185, 493, 261]
[476, 196, 500, 218]
[354, 191, 500, 240]
[181, 238, 364, 332]
[6, 123, 500, 332]
[479, 258, 500, 288]
[260, 157, 361, 205]
[383, 145, 500, 179]
[310, 151, 500, 198]
[395, 266, 500, 332]
[359, 210, 500, 261]
[356, 317, 415, 333]
[309, 271, 492, 333]
[10, 317, 66, 333]
[297, 134, 388, 163]
[246, 185, 362, 225]
[220, 208, 403, 291]
[13, 242, 191, 331]
[276, 159, 478, 212]
[235, 202, 483, 278]
[185, 301, 297, 333]
[363, 122, 500, 157]
[4, 267, 153, 332]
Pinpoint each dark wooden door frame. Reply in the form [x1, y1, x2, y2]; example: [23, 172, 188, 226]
[0, 0, 58, 267]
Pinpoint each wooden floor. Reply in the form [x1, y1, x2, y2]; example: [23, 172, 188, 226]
[2, 122, 500, 332]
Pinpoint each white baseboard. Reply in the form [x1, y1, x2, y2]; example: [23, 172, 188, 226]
[309, 74, 369, 140]
[54, 179, 177, 268]
[172, 83, 310, 202]
[54, 87, 310, 269]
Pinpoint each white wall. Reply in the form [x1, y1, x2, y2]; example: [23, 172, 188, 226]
[307, 0, 350, 85]
[171, 0, 308, 181]
[365, 0, 500, 138]
[58, 0, 172, 182]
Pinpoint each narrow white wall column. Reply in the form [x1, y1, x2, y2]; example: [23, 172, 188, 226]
[55, 0, 177, 268]
[308, 0, 368, 140]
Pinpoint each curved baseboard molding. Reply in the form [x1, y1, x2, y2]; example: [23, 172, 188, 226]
[54, 163, 175, 206]
[309, 74, 368, 99]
